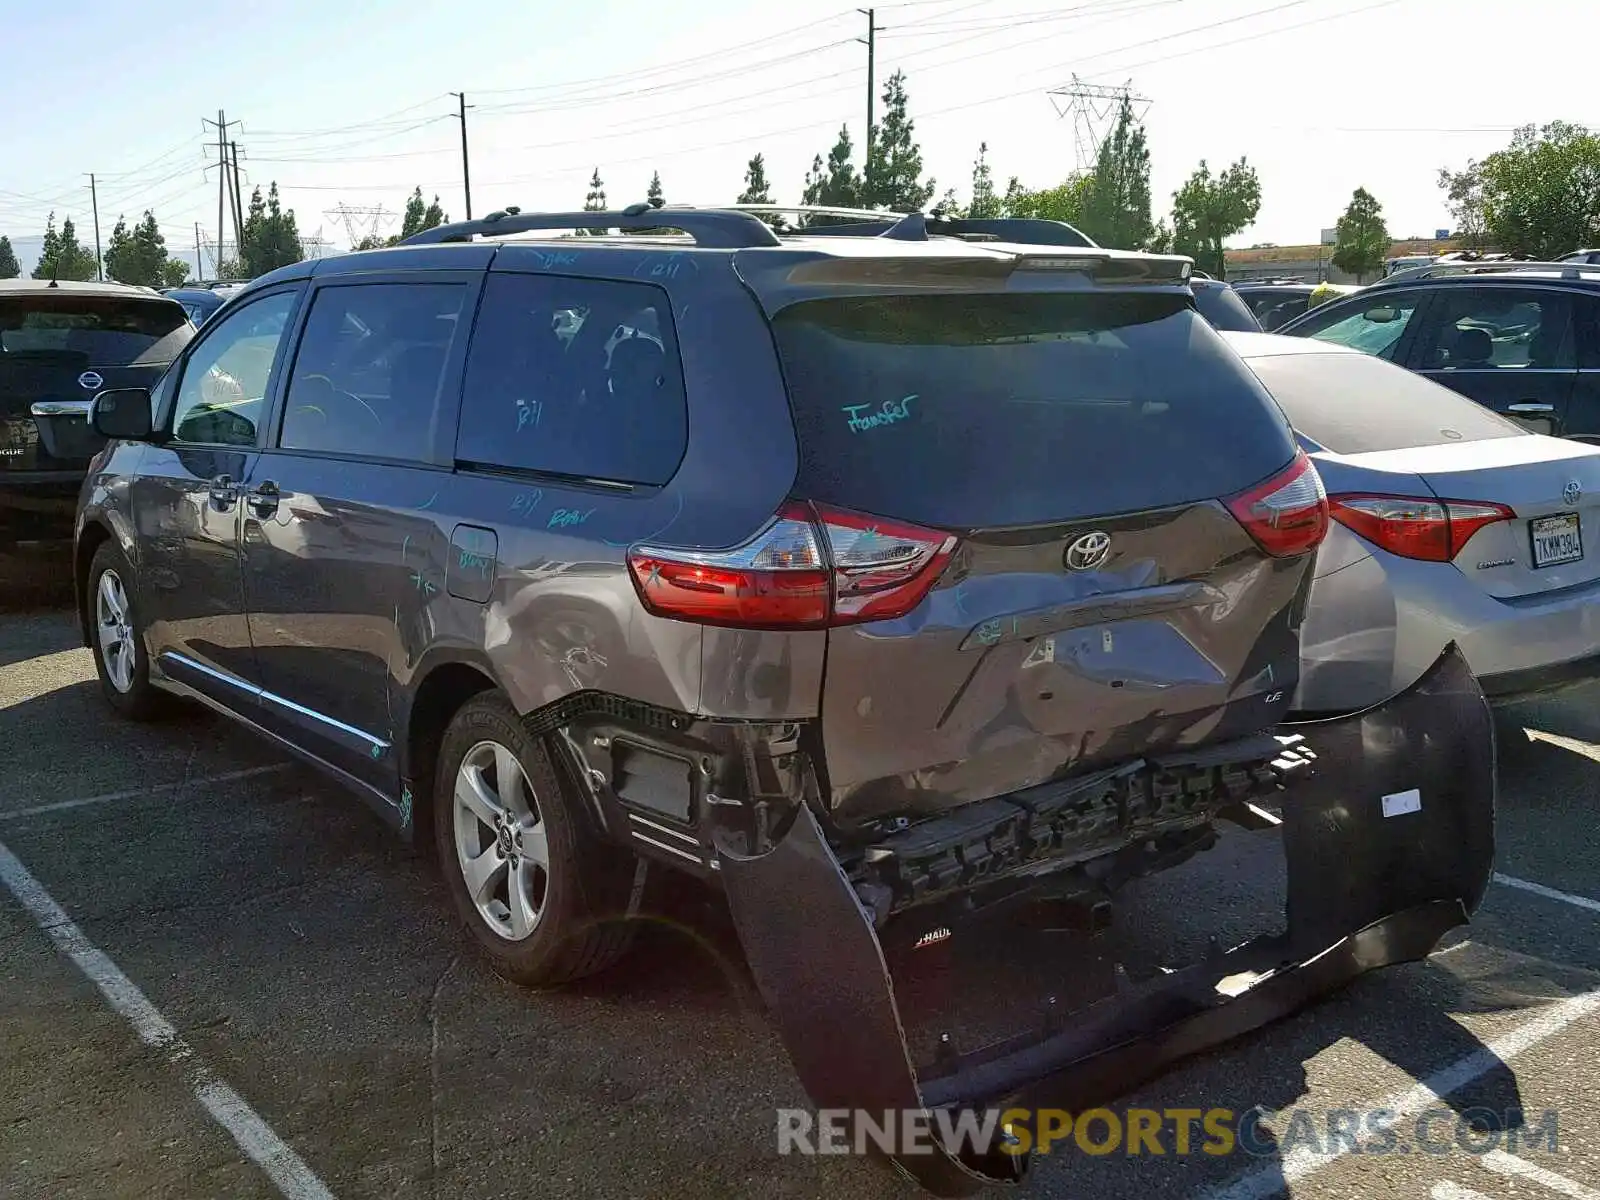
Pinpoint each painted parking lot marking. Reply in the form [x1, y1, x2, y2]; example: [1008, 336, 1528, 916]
[0, 836, 334, 1200]
[1202, 985, 1600, 1200]
[0, 764, 292, 822]
[1493, 872, 1600, 916]
[1482, 1149, 1600, 1199]
[1433, 1181, 1497, 1200]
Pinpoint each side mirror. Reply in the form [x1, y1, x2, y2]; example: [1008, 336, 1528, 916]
[91, 388, 155, 441]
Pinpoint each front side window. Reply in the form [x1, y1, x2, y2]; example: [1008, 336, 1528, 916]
[456, 274, 687, 485]
[1292, 292, 1423, 361]
[169, 290, 297, 447]
[279, 282, 468, 463]
[1413, 287, 1573, 371]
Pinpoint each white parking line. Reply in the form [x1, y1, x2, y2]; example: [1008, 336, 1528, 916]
[1494, 873, 1600, 916]
[1482, 1150, 1600, 1199]
[1432, 1181, 1496, 1200]
[0, 836, 334, 1200]
[1201, 985, 1600, 1200]
[0, 764, 292, 822]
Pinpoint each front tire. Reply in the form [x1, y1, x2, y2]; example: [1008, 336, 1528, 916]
[86, 541, 172, 721]
[433, 692, 636, 985]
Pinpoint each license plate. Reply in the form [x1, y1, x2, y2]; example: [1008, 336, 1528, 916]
[1530, 512, 1583, 568]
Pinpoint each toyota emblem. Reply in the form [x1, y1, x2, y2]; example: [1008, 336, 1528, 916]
[1564, 479, 1582, 507]
[1064, 530, 1112, 571]
[78, 371, 104, 391]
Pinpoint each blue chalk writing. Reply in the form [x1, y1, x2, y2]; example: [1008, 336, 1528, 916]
[515, 399, 543, 432]
[634, 253, 695, 281]
[510, 489, 544, 518]
[418, 491, 438, 511]
[399, 788, 414, 828]
[370, 743, 385, 760]
[844, 394, 917, 434]
[547, 507, 596, 530]
[411, 570, 438, 597]
[400, 534, 411, 562]
[533, 250, 578, 270]
[976, 620, 1003, 645]
[458, 549, 493, 576]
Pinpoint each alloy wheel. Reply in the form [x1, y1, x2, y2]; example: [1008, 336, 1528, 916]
[95, 569, 136, 694]
[452, 740, 551, 941]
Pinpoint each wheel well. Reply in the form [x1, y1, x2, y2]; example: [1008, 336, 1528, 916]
[406, 662, 498, 849]
[75, 523, 112, 648]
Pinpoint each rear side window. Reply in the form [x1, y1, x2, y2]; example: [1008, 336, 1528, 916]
[280, 282, 468, 463]
[1242, 350, 1526, 454]
[771, 292, 1296, 528]
[456, 274, 687, 485]
[0, 296, 190, 365]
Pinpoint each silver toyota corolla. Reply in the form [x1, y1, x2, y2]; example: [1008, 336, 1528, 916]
[1222, 330, 1600, 712]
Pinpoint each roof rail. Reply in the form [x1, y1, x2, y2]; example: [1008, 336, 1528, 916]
[1376, 260, 1600, 285]
[400, 203, 782, 249]
[765, 209, 1098, 248]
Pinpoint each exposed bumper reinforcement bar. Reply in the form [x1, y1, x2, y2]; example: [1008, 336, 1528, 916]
[715, 643, 1495, 1196]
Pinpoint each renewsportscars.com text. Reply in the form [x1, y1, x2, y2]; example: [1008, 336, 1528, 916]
[777, 1106, 1560, 1159]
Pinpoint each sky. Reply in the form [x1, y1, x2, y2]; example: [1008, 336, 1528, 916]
[2, 0, 1595, 275]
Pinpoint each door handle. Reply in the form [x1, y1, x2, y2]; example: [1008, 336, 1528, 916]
[208, 474, 239, 509]
[1508, 402, 1556, 414]
[246, 480, 281, 518]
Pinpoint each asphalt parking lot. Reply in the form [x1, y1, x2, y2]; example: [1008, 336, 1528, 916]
[3, 543, 1600, 1200]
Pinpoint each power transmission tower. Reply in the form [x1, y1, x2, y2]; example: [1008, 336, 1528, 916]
[324, 204, 395, 247]
[1047, 77, 1150, 173]
[202, 111, 243, 269]
[449, 92, 474, 220]
[856, 8, 884, 166]
[300, 226, 333, 259]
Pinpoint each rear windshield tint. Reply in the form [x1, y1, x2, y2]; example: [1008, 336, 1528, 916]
[0, 296, 190, 365]
[1240, 349, 1527, 454]
[1191, 283, 1261, 332]
[770, 292, 1296, 528]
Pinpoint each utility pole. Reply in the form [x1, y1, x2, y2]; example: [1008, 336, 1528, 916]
[857, 9, 884, 169]
[203, 110, 241, 271]
[229, 141, 246, 253]
[86, 173, 103, 280]
[195, 222, 203, 280]
[450, 92, 473, 220]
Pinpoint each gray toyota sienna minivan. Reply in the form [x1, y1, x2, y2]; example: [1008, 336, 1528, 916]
[75, 206, 1495, 1193]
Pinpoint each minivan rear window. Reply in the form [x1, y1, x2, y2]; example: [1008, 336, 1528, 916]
[0, 296, 190, 365]
[770, 292, 1296, 528]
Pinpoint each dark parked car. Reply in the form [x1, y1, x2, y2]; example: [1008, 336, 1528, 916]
[1278, 260, 1600, 441]
[162, 284, 244, 326]
[1233, 280, 1356, 330]
[73, 205, 1493, 1192]
[1, 280, 192, 544]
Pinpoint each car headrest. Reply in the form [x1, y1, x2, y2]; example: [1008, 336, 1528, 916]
[1452, 326, 1493, 365]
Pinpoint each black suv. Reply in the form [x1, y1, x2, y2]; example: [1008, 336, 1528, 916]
[1, 280, 192, 544]
[1278, 260, 1600, 440]
[74, 205, 1493, 1191]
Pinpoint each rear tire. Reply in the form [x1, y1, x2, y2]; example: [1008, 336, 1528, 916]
[433, 692, 636, 985]
[86, 540, 173, 721]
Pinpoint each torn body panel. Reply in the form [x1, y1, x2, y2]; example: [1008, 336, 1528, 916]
[716, 643, 1493, 1195]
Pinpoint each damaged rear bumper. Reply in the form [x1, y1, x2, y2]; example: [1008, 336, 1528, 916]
[714, 643, 1495, 1195]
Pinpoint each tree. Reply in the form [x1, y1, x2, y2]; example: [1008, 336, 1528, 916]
[1467, 122, 1600, 259]
[103, 217, 136, 284]
[31, 213, 97, 281]
[239, 183, 303, 277]
[160, 259, 190, 287]
[105, 211, 186, 287]
[967, 143, 1002, 219]
[1437, 162, 1486, 249]
[352, 234, 388, 252]
[1169, 157, 1261, 278]
[0, 236, 19, 279]
[1002, 175, 1090, 223]
[1077, 98, 1154, 250]
[399, 187, 448, 241]
[800, 126, 863, 223]
[646, 171, 664, 209]
[861, 71, 935, 213]
[1331, 187, 1389, 283]
[737, 153, 786, 229]
[931, 188, 962, 218]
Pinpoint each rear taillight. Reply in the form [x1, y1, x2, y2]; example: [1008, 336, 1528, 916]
[1328, 494, 1514, 562]
[627, 501, 957, 630]
[1225, 451, 1330, 557]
